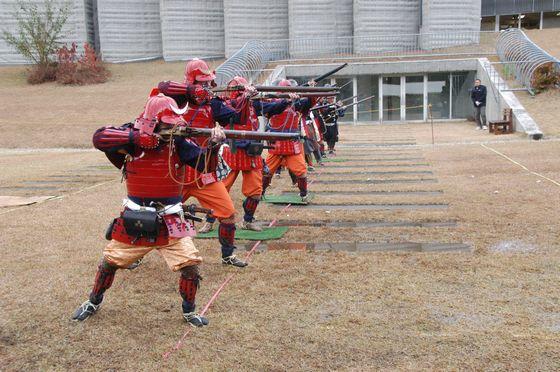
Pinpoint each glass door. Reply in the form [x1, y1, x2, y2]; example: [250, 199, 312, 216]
[382, 76, 401, 121]
[405, 75, 424, 121]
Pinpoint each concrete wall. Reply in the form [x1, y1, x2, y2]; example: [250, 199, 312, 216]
[0, 0, 89, 64]
[353, 0, 421, 55]
[224, 0, 288, 58]
[161, 0, 224, 61]
[288, 0, 353, 58]
[97, 0, 162, 62]
[477, 58, 542, 139]
[420, 0, 481, 49]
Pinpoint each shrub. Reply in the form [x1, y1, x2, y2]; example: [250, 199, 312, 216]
[531, 62, 560, 93]
[56, 42, 110, 85]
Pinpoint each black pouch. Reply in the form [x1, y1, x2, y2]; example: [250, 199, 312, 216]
[246, 142, 264, 156]
[122, 209, 160, 240]
[105, 218, 117, 240]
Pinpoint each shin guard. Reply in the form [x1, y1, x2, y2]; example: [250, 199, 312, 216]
[179, 266, 200, 313]
[262, 174, 273, 195]
[89, 260, 117, 305]
[218, 222, 236, 258]
[289, 171, 298, 186]
[243, 197, 260, 222]
[297, 176, 308, 197]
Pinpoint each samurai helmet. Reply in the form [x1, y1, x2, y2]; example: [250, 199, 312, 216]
[227, 76, 249, 99]
[135, 93, 180, 133]
[184, 58, 216, 84]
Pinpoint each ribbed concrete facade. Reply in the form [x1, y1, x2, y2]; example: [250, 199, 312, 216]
[97, 0, 162, 62]
[420, 0, 481, 48]
[288, 0, 353, 58]
[0, 0, 484, 64]
[161, 0, 224, 61]
[0, 0, 89, 64]
[353, 0, 421, 54]
[224, 0, 288, 58]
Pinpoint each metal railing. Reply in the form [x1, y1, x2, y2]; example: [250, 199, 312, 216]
[215, 31, 499, 84]
[496, 28, 560, 90]
[482, 0, 560, 17]
[268, 31, 497, 61]
[215, 40, 270, 86]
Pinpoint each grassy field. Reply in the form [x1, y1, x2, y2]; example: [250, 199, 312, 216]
[1, 60, 560, 370]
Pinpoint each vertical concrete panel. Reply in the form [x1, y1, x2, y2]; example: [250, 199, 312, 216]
[288, 0, 353, 58]
[224, 0, 288, 58]
[420, 0, 481, 49]
[161, 0, 225, 61]
[353, 0, 421, 55]
[97, 0, 162, 62]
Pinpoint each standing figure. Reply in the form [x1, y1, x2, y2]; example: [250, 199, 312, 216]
[157, 58, 255, 268]
[72, 94, 225, 326]
[220, 76, 294, 231]
[261, 79, 317, 202]
[471, 78, 487, 130]
[317, 93, 346, 155]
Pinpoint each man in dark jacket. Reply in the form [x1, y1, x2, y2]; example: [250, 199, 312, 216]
[471, 79, 487, 130]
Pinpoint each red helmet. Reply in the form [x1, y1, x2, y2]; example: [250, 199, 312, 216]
[136, 94, 179, 133]
[277, 79, 292, 87]
[227, 76, 248, 99]
[184, 58, 216, 84]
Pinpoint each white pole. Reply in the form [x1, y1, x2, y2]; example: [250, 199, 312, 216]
[352, 76, 358, 125]
[400, 75, 406, 122]
[495, 15, 500, 32]
[539, 12, 544, 30]
[449, 73, 453, 120]
[378, 76, 383, 124]
[423, 74, 428, 122]
[518, 14, 522, 29]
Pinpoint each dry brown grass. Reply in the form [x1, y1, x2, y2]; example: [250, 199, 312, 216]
[2, 67, 560, 370]
[0, 59, 223, 149]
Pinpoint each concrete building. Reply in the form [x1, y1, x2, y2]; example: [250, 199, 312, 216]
[1, 0, 488, 64]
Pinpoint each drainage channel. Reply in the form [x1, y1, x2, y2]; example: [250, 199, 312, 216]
[260, 219, 456, 228]
[311, 178, 438, 184]
[285, 190, 444, 196]
[338, 143, 417, 147]
[321, 163, 430, 168]
[296, 203, 448, 210]
[317, 170, 433, 176]
[245, 242, 470, 253]
[323, 158, 426, 163]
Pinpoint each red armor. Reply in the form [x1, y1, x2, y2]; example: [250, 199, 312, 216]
[221, 82, 262, 171]
[125, 144, 184, 199]
[180, 104, 219, 185]
[268, 105, 302, 155]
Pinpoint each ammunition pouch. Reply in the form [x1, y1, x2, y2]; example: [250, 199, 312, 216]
[246, 142, 265, 156]
[105, 218, 117, 240]
[122, 209, 160, 241]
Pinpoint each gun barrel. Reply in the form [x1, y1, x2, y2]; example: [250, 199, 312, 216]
[160, 127, 300, 141]
[254, 92, 338, 99]
[213, 85, 338, 93]
[308, 63, 349, 84]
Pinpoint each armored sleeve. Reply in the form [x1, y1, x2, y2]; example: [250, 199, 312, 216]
[175, 137, 219, 173]
[254, 99, 290, 117]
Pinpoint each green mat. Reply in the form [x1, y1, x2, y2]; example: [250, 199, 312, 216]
[195, 226, 289, 241]
[322, 158, 348, 162]
[263, 192, 315, 205]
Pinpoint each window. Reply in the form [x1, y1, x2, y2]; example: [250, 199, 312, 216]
[427, 73, 450, 119]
